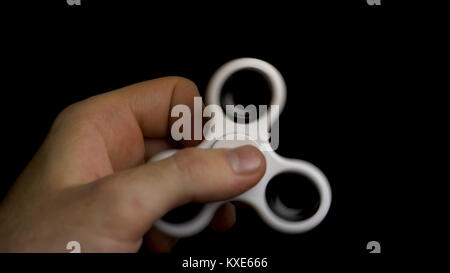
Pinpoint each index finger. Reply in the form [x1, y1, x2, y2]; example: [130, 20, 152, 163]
[118, 76, 201, 139]
[53, 76, 203, 173]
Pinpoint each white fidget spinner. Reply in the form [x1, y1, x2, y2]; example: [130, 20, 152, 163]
[150, 58, 332, 237]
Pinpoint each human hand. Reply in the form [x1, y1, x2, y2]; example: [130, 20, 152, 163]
[0, 77, 266, 252]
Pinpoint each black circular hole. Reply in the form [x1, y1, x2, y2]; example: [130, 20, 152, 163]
[265, 172, 320, 221]
[161, 203, 204, 224]
[220, 69, 272, 123]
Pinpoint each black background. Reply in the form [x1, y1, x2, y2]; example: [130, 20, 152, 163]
[0, 0, 439, 270]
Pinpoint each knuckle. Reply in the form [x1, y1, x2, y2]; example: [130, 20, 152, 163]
[54, 102, 82, 124]
[172, 148, 204, 180]
[172, 148, 224, 186]
[172, 148, 234, 188]
[169, 76, 196, 86]
[51, 97, 106, 134]
[169, 76, 199, 94]
[52, 101, 92, 132]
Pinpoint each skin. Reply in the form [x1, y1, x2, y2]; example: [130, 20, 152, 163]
[0, 77, 266, 252]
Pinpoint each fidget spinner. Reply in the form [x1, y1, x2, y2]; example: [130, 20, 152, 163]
[150, 58, 332, 237]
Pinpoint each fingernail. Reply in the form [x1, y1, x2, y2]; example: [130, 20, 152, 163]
[226, 145, 264, 174]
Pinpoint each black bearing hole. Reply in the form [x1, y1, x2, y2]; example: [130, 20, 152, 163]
[161, 203, 204, 224]
[265, 172, 320, 222]
[220, 69, 272, 124]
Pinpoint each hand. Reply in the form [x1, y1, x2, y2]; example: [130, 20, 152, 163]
[0, 77, 266, 252]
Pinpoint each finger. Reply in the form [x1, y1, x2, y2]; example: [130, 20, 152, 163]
[144, 227, 179, 253]
[144, 203, 236, 253]
[209, 203, 236, 232]
[144, 138, 173, 162]
[143, 136, 203, 163]
[117, 76, 201, 139]
[89, 145, 266, 240]
[52, 77, 203, 173]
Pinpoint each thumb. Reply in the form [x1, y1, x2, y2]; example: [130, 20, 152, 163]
[89, 145, 265, 237]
